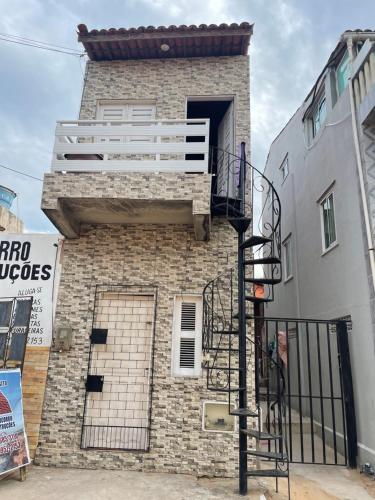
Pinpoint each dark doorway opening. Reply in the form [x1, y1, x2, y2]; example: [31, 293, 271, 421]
[186, 99, 232, 193]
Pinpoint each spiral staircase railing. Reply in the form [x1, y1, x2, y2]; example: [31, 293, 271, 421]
[202, 142, 290, 498]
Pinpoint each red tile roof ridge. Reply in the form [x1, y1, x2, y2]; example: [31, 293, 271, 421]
[77, 22, 253, 37]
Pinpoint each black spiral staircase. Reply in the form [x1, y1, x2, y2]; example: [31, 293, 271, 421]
[203, 143, 290, 498]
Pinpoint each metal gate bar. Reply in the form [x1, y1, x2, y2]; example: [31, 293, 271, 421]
[256, 316, 356, 467]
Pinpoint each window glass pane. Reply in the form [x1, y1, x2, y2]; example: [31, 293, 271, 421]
[0, 333, 7, 359]
[284, 238, 292, 278]
[0, 301, 12, 327]
[313, 96, 326, 137]
[327, 194, 336, 244]
[319, 98, 327, 125]
[337, 52, 350, 95]
[322, 193, 336, 249]
[13, 298, 32, 327]
[8, 332, 27, 361]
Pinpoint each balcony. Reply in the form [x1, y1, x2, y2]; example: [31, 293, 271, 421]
[42, 119, 211, 241]
[352, 40, 375, 125]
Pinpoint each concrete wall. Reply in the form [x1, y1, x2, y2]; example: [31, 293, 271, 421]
[264, 82, 375, 464]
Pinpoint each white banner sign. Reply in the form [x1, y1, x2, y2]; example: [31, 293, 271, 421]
[0, 234, 60, 347]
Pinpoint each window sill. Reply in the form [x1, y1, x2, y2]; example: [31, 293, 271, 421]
[284, 275, 293, 284]
[321, 241, 339, 257]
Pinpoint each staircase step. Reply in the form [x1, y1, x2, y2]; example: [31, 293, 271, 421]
[241, 429, 281, 440]
[243, 450, 288, 461]
[244, 257, 281, 266]
[230, 408, 258, 417]
[208, 347, 239, 352]
[245, 296, 273, 303]
[208, 387, 245, 393]
[247, 469, 288, 478]
[228, 217, 252, 233]
[208, 366, 242, 371]
[240, 235, 272, 249]
[211, 196, 243, 218]
[245, 278, 282, 285]
[212, 330, 238, 335]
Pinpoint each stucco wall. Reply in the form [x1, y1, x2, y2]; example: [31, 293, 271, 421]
[264, 86, 375, 464]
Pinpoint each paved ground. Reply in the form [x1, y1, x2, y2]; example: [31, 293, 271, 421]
[0, 464, 374, 499]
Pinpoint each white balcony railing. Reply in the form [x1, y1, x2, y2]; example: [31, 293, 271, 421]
[352, 40, 375, 110]
[51, 119, 210, 173]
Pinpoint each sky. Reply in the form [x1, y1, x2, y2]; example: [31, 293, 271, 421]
[0, 0, 374, 233]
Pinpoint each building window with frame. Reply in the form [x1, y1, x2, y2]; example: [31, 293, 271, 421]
[171, 295, 202, 377]
[337, 51, 350, 96]
[280, 154, 289, 182]
[312, 94, 327, 137]
[283, 235, 293, 281]
[320, 191, 337, 251]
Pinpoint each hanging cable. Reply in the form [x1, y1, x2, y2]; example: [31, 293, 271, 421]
[0, 32, 84, 56]
[0, 163, 43, 181]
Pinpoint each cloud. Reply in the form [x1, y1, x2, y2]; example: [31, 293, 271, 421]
[0, 0, 373, 233]
[131, 0, 236, 24]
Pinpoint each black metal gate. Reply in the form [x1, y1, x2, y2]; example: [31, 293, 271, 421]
[0, 296, 33, 372]
[255, 316, 356, 467]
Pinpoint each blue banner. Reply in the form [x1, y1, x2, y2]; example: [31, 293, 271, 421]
[0, 369, 30, 475]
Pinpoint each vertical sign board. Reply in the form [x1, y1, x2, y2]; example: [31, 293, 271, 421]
[0, 234, 61, 459]
[0, 369, 31, 474]
[0, 234, 60, 348]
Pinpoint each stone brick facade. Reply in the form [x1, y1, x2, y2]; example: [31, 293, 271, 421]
[0, 206, 23, 233]
[37, 53, 251, 476]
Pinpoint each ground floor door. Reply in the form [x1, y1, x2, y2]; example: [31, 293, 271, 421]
[81, 287, 156, 451]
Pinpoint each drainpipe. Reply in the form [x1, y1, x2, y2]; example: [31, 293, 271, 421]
[347, 37, 375, 294]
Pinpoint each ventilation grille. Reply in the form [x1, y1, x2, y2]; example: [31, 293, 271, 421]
[179, 338, 195, 368]
[181, 303, 196, 331]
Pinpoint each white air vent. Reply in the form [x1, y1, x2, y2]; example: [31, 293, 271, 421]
[181, 302, 196, 331]
[179, 338, 196, 368]
[172, 296, 203, 377]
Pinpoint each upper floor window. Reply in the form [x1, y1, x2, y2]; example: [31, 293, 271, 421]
[283, 235, 293, 281]
[337, 51, 350, 96]
[312, 95, 327, 137]
[280, 155, 289, 182]
[320, 191, 337, 251]
[97, 101, 156, 144]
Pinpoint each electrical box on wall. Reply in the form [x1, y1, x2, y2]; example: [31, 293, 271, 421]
[54, 326, 72, 351]
[203, 402, 235, 432]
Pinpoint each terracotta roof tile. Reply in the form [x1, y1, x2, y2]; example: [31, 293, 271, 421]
[77, 22, 253, 61]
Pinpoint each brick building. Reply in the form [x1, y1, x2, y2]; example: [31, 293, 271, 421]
[36, 22, 252, 477]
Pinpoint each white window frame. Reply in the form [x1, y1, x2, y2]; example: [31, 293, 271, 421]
[279, 154, 289, 183]
[311, 93, 327, 138]
[336, 51, 350, 96]
[283, 235, 293, 282]
[171, 294, 202, 377]
[320, 189, 337, 253]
